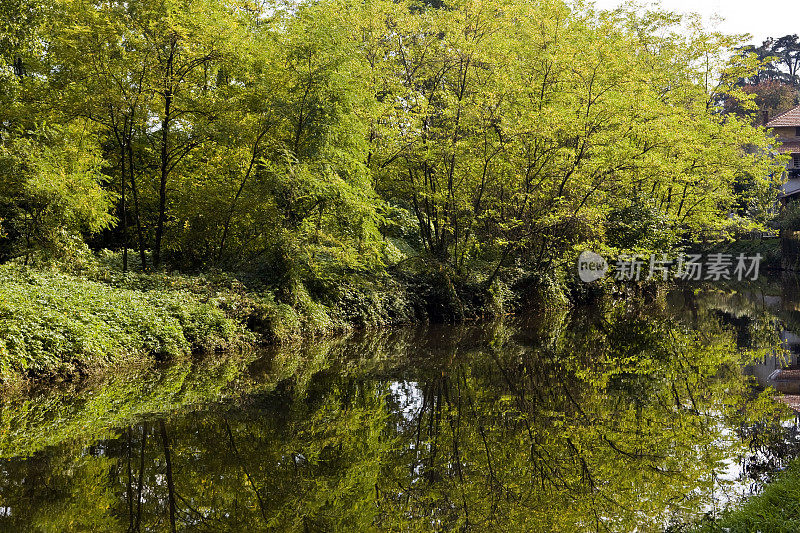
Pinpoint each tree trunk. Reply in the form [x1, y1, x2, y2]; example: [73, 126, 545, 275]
[127, 134, 148, 270]
[160, 420, 178, 533]
[154, 89, 171, 269]
[155, 41, 175, 269]
[218, 128, 269, 263]
[120, 141, 128, 272]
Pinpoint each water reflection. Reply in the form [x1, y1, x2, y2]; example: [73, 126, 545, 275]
[1, 284, 800, 532]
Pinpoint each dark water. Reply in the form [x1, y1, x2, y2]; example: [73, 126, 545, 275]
[3, 281, 800, 532]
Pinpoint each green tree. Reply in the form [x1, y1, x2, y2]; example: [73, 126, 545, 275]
[0, 122, 115, 262]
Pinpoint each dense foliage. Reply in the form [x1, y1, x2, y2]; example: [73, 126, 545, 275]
[0, 0, 785, 305]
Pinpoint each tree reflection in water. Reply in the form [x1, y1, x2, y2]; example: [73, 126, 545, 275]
[0, 288, 797, 532]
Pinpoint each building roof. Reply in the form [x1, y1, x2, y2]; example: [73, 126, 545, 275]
[781, 178, 800, 198]
[778, 141, 800, 154]
[767, 105, 800, 127]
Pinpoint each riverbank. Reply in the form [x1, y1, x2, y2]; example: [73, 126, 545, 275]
[0, 265, 251, 383]
[692, 459, 800, 532]
[0, 256, 557, 385]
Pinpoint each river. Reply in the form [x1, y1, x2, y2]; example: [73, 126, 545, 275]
[2, 278, 800, 531]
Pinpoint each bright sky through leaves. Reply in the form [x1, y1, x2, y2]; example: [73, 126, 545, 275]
[591, 0, 800, 46]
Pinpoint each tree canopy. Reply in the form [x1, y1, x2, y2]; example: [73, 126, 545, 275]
[0, 0, 785, 296]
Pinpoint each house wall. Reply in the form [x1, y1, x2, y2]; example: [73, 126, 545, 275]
[773, 126, 800, 141]
[770, 127, 800, 169]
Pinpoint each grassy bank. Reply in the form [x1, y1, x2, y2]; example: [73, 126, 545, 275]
[691, 459, 800, 532]
[0, 265, 253, 382]
[0, 255, 545, 384]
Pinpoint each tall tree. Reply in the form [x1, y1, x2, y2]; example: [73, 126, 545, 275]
[133, 0, 228, 268]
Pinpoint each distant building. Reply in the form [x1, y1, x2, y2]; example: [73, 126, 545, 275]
[767, 106, 800, 203]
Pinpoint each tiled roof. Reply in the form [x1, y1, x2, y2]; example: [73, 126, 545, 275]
[782, 178, 800, 198]
[778, 141, 800, 154]
[767, 105, 800, 127]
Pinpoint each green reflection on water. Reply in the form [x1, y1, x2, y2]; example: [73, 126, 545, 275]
[0, 286, 797, 532]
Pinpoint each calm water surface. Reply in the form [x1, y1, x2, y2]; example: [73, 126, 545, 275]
[3, 280, 800, 532]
